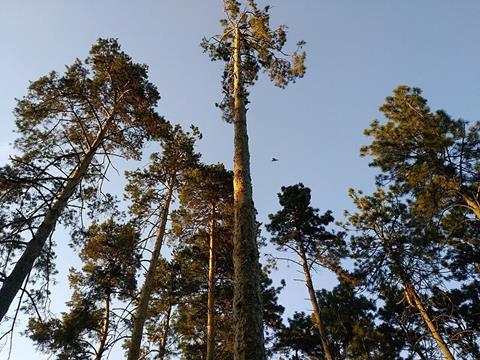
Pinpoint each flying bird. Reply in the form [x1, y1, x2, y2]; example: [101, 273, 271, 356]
[271, 158, 279, 162]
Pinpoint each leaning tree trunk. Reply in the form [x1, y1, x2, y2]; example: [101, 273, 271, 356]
[0, 116, 114, 322]
[206, 205, 217, 360]
[298, 242, 334, 360]
[96, 292, 111, 360]
[389, 244, 455, 360]
[231, 25, 265, 360]
[404, 280, 455, 360]
[127, 180, 174, 360]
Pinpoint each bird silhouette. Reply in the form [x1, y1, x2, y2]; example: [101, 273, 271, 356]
[271, 158, 279, 162]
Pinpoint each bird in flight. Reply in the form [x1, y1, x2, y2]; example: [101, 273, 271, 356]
[271, 158, 279, 162]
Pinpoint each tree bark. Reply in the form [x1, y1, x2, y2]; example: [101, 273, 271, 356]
[127, 181, 174, 360]
[404, 281, 455, 360]
[298, 242, 334, 360]
[96, 292, 111, 360]
[232, 25, 265, 360]
[206, 205, 216, 360]
[0, 116, 114, 322]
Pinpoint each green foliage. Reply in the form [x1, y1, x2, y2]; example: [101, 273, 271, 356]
[125, 124, 201, 226]
[27, 218, 141, 359]
[167, 166, 284, 358]
[361, 85, 480, 219]
[267, 183, 347, 276]
[274, 311, 323, 359]
[71, 218, 141, 299]
[0, 38, 167, 313]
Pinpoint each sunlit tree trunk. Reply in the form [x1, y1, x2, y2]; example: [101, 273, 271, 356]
[0, 116, 114, 322]
[158, 291, 173, 360]
[96, 292, 111, 360]
[231, 25, 265, 360]
[389, 244, 455, 360]
[128, 180, 174, 360]
[206, 205, 217, 360]
[403, 281, 455, 360]
[298, 242, 334, 360]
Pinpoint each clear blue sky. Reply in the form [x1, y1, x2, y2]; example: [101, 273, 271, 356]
[1, 1, 479, 358]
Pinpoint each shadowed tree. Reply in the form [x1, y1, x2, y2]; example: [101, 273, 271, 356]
[0, 38, 166, 322]
[172, 163, 233, 360]
[27, 218, 141, 360]
[125, 125, 200, 360]
[169, 185, 284, 359]
[136, 258, 182, 360]
[202, 2, 305, 357]
[274, 311, 323, 360]
[347, 189, 456, 360]
[266, 183, 347, 360]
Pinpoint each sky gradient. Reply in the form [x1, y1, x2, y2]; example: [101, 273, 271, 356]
[1, 1, 480, 358]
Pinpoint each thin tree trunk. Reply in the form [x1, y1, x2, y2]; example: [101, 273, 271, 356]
[206, 205, 216, 360]
[404, 281, 455, 360]
[127, 181, 174, 360]
[96, 292, 111, 360]
[298, 243, 334, 360]
[158, 290, 173, 360]
[0, 116, 114, 322]
[231, 25, 265, 360]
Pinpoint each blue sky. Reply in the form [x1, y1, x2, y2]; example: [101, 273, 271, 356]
[1, 0, 480, 358]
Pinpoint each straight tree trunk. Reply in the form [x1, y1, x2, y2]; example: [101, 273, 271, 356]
[231, 25, 265, 360]
[206, 205, 217, 360]
[298, 242, 334, 360]
[127, 181, 174, 360]
[0, 116, 114, 322]
[96, 292, 111, 360]
[404, 281, 455, 360]
[158, 290, 173, 360]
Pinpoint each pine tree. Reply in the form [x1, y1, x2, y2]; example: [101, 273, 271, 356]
[202, 2, 305, 357]
[347, 189, 456, 360]
[173, 163, 234, 360]
[170, 178, 284, 358]
[266, 183, 347, 360]
[27, 218, 141, 360]
[125, 125, 200, 360]
[0, 38, 166, 322]
[361, 85, 480, 220]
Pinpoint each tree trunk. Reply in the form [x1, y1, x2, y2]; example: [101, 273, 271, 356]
[96, 292, 111, 360]
[206, 205, 217, 360]
[0, 116, 114, 322]
[127, 181, 174, 360]
[404, 281, 455, 360]
[158, 290, 173, 360]
[231, 25, 265, 360]
[298, 243, 334, 360]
